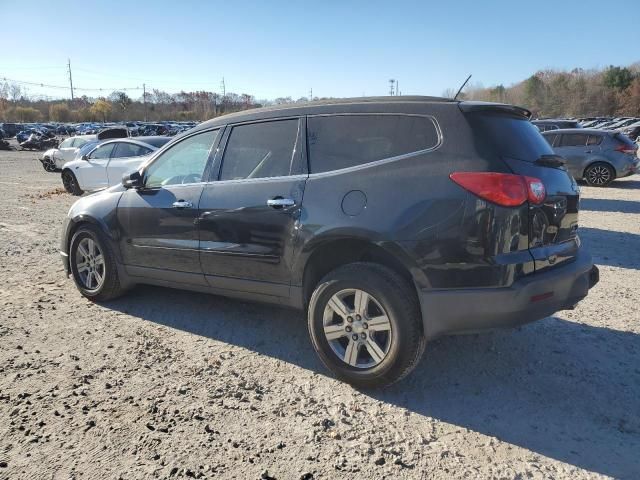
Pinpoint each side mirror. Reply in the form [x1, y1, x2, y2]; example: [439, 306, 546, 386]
[122, 170, 143, 189]
[81, 154, 88, 160]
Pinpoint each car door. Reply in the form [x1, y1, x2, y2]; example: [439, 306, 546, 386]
[107, 142, 153, 186]
[198, 118, 307, 298]
[74, 142, 115, 191]
[555, 133, 589, 178]
[116, 128, 220, 285]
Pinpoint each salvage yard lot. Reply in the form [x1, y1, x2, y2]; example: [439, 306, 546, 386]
[0, 149, 638, 479]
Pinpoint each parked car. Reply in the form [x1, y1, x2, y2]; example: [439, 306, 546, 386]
[0, 123, 20, 137]
[61, 136, 171, 195]
[542, 129, 639, 186]
[621, 121, 640, 142]
[532, 119, 581, 132]
[59, 97, 599, 387]
[41, 135, 97, 172]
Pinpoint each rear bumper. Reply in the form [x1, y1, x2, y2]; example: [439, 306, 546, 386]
[418, 249, 598, 340]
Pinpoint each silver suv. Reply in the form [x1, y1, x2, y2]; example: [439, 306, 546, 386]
[542, 129, 639, 186]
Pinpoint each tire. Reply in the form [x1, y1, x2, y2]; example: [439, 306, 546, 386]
[62, 170, 83, 195]
[42, 157, 56, 172]
[584, 162, 615, 187]
[69, 225, 126, 301]
[307, 262, 425, 388]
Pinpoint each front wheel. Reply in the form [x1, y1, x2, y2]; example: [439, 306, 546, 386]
[69, 225, 125, 301]
[307, 263, 425, 388]
[62, 170, 83, 195]
[42, 157, 56, 172]
[584, 162, 615, 187]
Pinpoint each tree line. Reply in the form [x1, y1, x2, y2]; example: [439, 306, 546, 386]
[2, 63, 640, 123]
[0, 84, 317, 123]
[461, 63, 640, 118]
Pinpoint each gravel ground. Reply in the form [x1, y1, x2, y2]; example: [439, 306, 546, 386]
[0, 148, 638, 480]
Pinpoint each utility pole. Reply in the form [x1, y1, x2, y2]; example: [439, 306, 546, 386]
[396, 80, 399, 96]
[389, 78, 395, 96]
[67, 58, 75, 100]
[220, 77, 226, 98]
[309, 87, 313, 101]
[143, 83, 147, 121]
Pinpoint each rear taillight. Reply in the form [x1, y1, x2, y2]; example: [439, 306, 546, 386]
[615, 145, 637, 155]
[449, 172, 546, 207]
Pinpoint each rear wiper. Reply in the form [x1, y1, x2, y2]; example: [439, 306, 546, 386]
[535, 154, 566, 168]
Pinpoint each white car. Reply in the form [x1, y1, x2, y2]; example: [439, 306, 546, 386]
[41, 135, 97, 171]
[61, 137, 171, 195]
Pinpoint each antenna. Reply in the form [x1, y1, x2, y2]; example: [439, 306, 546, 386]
[453, 74, 472, 101]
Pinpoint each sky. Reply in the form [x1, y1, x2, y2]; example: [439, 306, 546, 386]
[1, 0, 638, 101]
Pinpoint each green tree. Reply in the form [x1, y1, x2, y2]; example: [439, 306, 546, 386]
[603, 66, 636, 91]
[523, 75, 546, 115]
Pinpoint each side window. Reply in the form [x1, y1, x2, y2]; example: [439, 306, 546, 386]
[543, 133, 557, 147]
[59, 138, 74, 148]
[587, 135, 602, 146]
[73, 138, 89, 148]
[113, 142, 151, 158]
[307, 115, 439, 173]
[145, 129, 218, 188]
[88, 143, 115, 159]
[559, 134, 588, 147]
[220, 119, 299, 180]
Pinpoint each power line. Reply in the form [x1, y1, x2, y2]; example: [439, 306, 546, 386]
[0, 75, 144, 92]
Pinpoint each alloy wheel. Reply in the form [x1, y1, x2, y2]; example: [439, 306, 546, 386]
[75, 237, 105, 291]
[322, 289, 392, 368]
[587, 165, 611, 185]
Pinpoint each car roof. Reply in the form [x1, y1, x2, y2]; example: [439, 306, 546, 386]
[99, 137, 168, 150]
[194, 96, 456, 129]
[187, 96, 535, 135]
[542, 128, 609, 135]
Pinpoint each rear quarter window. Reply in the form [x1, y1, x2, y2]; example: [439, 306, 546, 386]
[466, 113, 554, 162]
[307, 114, 439, 173]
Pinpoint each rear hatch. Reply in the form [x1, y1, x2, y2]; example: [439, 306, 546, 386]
[462, 105, 580, 273]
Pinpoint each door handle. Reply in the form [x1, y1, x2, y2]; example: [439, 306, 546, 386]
[267, 197, 295, 208]
[172, 200, 193, 209]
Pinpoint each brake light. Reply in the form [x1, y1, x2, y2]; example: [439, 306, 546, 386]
[449, 172, 545, 207]
[615, 145, 637, 155]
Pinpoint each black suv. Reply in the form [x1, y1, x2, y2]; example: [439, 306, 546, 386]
[60, 97, 599, 387]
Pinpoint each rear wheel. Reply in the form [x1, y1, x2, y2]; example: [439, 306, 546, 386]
[62, 170, 83, 195]
[69, 225, 125, 301]
[584, 162, 615, 187]
[307, 263, 425, 388]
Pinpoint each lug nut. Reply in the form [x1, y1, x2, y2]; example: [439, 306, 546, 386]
[356, 314, 361, 321]
[360, 333, 366, 339]
[347, 316, 353, 323]
[352, 334, 358, 341]
[345, 326, 352, 332]
[363, 322, 368, 329]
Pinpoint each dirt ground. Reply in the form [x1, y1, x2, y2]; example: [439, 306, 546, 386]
[0, 148, 638, 480]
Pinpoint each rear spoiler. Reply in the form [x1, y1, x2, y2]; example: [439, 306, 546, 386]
[458, 101, 532, 119]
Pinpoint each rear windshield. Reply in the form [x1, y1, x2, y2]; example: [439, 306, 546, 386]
[466, 113, 554, 162]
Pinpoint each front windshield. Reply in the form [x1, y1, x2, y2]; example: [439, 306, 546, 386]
[75, 141, 100, 159]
